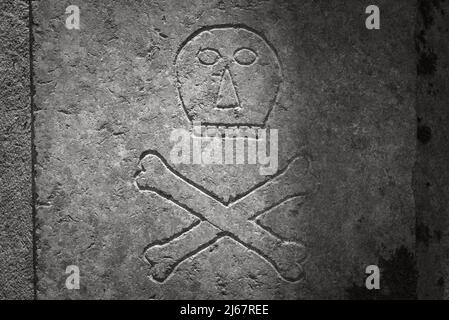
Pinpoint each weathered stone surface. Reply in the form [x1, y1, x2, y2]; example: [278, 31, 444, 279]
[414, 0, 449, 299]
[0, 0, 33, 300]
[34, 0, 416, 299]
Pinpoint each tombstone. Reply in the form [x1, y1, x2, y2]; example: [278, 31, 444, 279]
[33, 0, 416, 299]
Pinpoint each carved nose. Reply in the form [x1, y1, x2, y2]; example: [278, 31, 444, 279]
[216, 68, 239, 109]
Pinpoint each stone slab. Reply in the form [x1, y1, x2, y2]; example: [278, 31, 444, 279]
[34, 0, 416, 299]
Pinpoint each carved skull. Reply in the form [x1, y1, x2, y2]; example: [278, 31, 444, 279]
[175, 26, 282, 126]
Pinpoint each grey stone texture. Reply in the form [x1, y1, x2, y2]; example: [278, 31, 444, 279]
[0, 0, 34, 299]
[31, 0, 417, 299]
[415, 0, 449, 299]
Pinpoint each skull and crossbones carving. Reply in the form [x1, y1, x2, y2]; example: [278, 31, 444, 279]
[136, 26, 316, 283]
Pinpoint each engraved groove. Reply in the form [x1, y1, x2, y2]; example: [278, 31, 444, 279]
[147, 232, 225, 284]
[253, 196, 306, 243]
[142, 218, 202, 254]
[248, 195, 306, 221]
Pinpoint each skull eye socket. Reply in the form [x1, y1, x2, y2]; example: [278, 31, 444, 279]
[197, 49, 220, 65]
[234, 48, 257, 65]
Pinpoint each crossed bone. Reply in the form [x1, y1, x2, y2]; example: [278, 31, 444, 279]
[135, 150, 317, 283]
